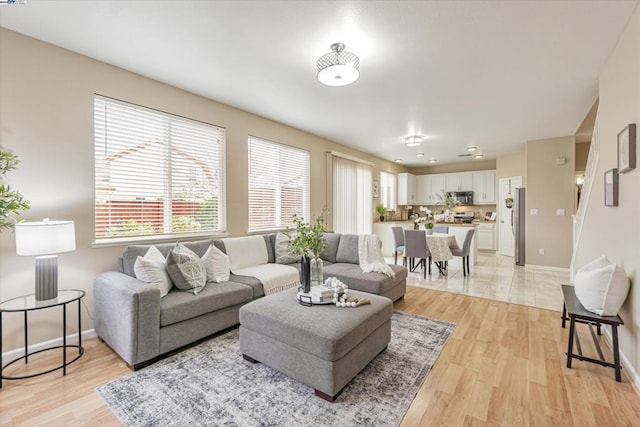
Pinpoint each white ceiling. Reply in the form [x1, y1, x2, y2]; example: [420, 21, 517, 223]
[1, 0, 637, 166]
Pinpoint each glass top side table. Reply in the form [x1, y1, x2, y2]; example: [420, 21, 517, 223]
[0, 289, 85, 388]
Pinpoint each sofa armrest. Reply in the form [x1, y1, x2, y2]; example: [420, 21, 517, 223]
[93, 271, 161, 367]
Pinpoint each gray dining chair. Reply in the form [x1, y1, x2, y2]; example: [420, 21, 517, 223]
[404, 230, 431, 279]
[433, 225, 449, 233]
[451, 229, 475, 276]
[391, 226, 406, 266]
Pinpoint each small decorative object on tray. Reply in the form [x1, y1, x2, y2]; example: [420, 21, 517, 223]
[325, 277, 370, 308]
[297, 285, 334, 306]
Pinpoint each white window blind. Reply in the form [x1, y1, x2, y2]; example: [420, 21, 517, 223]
[380, 171, 397, 211]
[94, 95, 226, 241]
[248, 136, 310, 232]
[330, 154, 372, 234]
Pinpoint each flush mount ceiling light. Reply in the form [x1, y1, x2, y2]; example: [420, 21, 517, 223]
[467, 146, 478, 152]
[394, 158, 403, 163]
[475, 153, 484, 159]
[416, 152, 425, 157]
[317, 42, 360, 87]
[428, 159, 437, 164]
[404, 135, 423, 147]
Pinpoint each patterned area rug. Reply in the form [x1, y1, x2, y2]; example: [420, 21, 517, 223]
[97, 311, 455, 427]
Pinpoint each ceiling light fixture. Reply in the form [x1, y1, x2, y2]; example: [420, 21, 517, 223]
[416, 152, 424, 157]
[475, 153, 484, 159]
[404, 135, 422, 147]
[317, 43, 360, 87]
[467, 146, 478, 152]
[428, 159, 437, 164]
[394, 158, 403, 163]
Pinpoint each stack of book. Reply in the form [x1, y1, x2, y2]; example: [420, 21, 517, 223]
[298, 285, 334, 304]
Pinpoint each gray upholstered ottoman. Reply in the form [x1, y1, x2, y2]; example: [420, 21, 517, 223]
[239, 287, 393, 402]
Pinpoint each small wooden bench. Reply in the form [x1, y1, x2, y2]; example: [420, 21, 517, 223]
[561, 284, 624, 382]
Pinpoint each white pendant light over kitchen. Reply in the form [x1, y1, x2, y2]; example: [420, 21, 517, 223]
[317, 43, 360, 86]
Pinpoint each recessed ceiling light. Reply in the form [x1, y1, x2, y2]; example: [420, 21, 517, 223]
[404, 136, 422, 147]
[416, 152, 424, 157]
[467, 146, 478, 152]
[394, 158, 403, 163]
[475, 153, 484, 159]
[428, 159, 437, 163]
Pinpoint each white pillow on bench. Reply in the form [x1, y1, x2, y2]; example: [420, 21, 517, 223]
[574, 256, 629, 316]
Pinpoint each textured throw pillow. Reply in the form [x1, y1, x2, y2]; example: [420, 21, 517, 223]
[133, 246, 173, 298]
[166, 243, 207, 295]
[201, 244, 230, 283]
[574, 256, 630, 316]
[275, 232, 299, 264]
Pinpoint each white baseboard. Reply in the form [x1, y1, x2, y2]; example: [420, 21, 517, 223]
[524, 264, 570, 273]
[1, 329, 96, 364]
[601, 328, 640, 392]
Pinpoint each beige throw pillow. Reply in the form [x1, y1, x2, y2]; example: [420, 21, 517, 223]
[166, 244, 207, 295]
[275, 232, 299, 264]
[133, 246, 173, 298]
[201, 244, 230, 283]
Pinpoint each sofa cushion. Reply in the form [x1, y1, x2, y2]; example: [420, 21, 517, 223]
[323, 263, 407, 295]
[160, 281, 253, 327]
[133, 246, 173, 298]
[335, 234, 359, 264]
[201, 244, 230, 283]
[166, 244, 207, 295]
[121, 239, 215, 277]
[275, 232, 298, 264]
[229, 274, 265, 299]
[320, 233, 341, 263]
[264, 234, 276, 264]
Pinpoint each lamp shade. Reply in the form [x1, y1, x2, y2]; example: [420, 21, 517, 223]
[317, 43, 360, 87]
[15, 220, 76, 256]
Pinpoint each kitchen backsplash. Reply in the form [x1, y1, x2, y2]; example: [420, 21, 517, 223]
[388, 204, 497, 220]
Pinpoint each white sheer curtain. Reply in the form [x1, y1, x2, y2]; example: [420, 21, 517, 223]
[329, 153, 372, 234]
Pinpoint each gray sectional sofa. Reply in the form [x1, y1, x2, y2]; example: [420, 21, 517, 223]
[93, 233, 407, 368]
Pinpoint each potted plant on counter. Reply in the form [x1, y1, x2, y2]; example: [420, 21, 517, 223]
[375, 202, 388, 221]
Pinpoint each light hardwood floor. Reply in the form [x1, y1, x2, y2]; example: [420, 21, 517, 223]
[1, 287, 639, 426]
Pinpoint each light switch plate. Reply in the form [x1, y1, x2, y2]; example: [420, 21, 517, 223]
[556, 209, 565, 216]
[530, 209, 538, 215]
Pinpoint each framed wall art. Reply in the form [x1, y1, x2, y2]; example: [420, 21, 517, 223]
[604, 168, 618, 207]
[372, 179, 380, 199]
[617, 123, 636, 173]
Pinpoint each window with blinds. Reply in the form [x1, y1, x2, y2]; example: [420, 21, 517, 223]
[247, 136, 309, 232]
[94, 95, 226, 241]
[380, 171, 397, 210]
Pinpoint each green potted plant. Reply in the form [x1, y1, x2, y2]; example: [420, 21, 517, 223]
[288, 210, 327, 292]
[505, 196, 514, 208]
[0, 146, 30, 231]
[375, 202, 388, 221]
[425, 221, 435, 234]
[436, 190, 461, 210]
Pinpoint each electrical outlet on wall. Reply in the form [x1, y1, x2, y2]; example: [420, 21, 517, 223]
[538, 249, 545, 255]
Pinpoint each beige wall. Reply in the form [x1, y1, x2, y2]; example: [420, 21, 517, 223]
[496, 146, 526, 182]
[0, 28, 404, 351]
[525, 136, 575, 268]
[408, 159, 496, 175]
[575, 142, 590, 171]
[574, 5, 640, 382]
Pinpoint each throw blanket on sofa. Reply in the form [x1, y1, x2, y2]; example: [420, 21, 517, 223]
[359, 234, 395, 278]
[223, 236, 299, 295]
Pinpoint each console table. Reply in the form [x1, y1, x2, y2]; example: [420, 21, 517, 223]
[0, 289, 85, 388]
[561, 284, 623, 382]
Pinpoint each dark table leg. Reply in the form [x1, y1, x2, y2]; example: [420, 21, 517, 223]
[24, 311, 28, 364]
[562, 303, 567, 328]
[612, 325, 621, 382]
[566, 316, 576, 369]
[0, 312, 3, 388]
[63, 303, 67, 376]
[78, 298, 82, 355]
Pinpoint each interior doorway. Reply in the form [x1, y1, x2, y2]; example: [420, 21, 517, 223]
[498, 176, 522, 257]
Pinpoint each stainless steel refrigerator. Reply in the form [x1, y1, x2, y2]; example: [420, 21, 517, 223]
[513, 187, 526, 266]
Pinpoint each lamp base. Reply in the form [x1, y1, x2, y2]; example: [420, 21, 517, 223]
[35, 255, 58, 301]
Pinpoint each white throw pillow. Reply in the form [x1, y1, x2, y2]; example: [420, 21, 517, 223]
[201, 244, 230, 283]
[574, 256, 630, 316]
[275, 232, 298, 264]
[166, 244, 207, 295]
[134, 246, 173, 298]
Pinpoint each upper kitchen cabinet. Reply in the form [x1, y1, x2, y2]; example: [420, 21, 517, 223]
[397, 173, 417, 205]
[444, 172, 474, 192]
[472, 170, 496, 204]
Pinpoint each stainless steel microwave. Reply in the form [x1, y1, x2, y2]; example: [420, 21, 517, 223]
[447, 191, 474, 206]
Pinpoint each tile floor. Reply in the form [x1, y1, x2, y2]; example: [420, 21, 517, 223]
[392, 251, 569, 311]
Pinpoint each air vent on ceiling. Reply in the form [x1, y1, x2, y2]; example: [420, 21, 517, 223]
[457, 153, 473, 157]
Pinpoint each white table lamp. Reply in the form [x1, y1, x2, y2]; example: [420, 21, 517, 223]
[15, 219, 76, 301]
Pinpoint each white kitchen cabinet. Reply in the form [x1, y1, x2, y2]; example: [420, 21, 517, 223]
[473, 170, 496, 204]
[427, 174, 446, 203]
[445, 172, 474, 192]
[397, 173, 417, 205]
[415, 175, 430, 204]
[476, 222, 497, 250]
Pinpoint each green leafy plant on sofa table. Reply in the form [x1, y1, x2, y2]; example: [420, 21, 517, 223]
[0, 146, 30, 231]
[288, 210, 327, 257]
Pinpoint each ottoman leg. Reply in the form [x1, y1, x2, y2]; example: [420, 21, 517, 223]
[315, 388, 344, 403]
[243, 354, 259, 364]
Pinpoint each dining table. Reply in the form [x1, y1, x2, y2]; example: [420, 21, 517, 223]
[425, 232, 459, 275]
